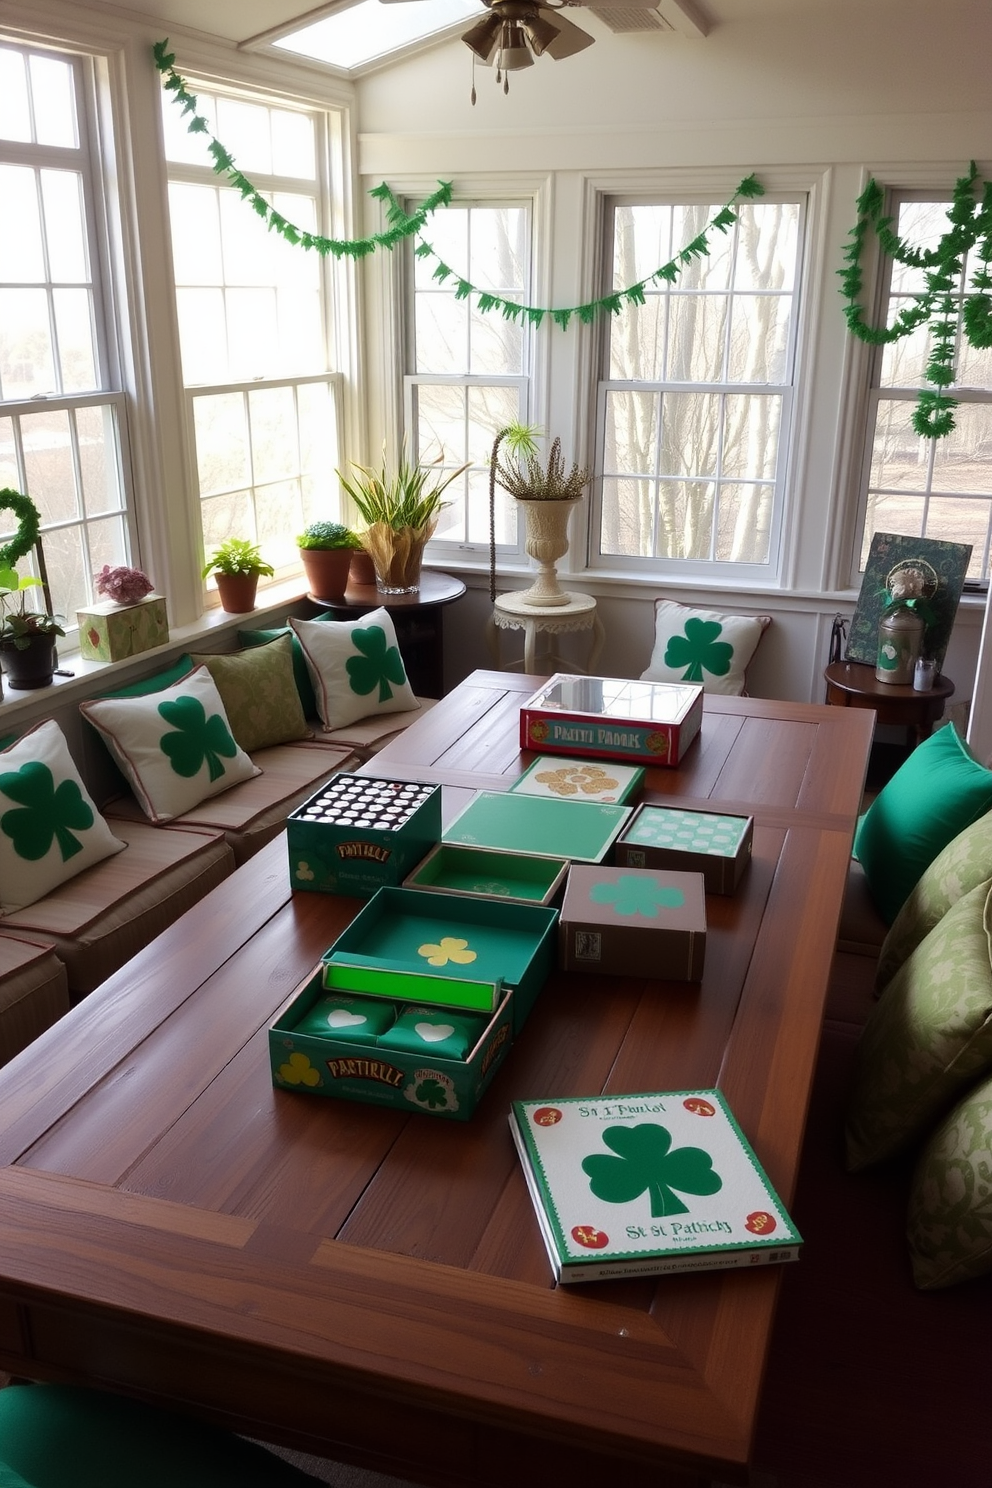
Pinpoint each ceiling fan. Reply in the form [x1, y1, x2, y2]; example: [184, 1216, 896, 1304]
[379, 0, 671, 96]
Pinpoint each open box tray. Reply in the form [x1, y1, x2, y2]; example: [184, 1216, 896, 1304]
[403, 844, 568, 906]
[321, 887, 558, 1031]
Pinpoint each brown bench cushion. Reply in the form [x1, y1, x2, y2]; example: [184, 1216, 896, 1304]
[106, 741, 358, 865]
[319, 698, 438, 757]
[0, 819, 234, 996]
[0, 934, 70, 1065]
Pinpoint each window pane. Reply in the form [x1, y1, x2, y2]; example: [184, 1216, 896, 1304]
[42, 169, 88, 280]
[29, 53, 77, 148]
[0, 164, 44, 279]
[599, 195, 800, 571]
[194, 393, 251, 495]
[54, 288, 97, 392]
[78, 404, 123, 517]
[0, 50, 30, 143]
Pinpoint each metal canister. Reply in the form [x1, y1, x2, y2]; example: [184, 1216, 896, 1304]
[876, 607, 925, 685]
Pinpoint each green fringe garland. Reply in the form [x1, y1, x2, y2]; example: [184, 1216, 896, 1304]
[154, 41, 763, 329]
[838, 161, 992, 438]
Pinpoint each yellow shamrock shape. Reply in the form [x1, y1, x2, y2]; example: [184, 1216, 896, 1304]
[279, 1051, 321, 1086]
[417, 936, 477, 967]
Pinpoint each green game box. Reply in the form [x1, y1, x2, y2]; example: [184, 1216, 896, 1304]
[508, 755, 644, 805]
[320, 886, 558, 1033]
[287, 773, 441, 898]
[615, 805, 754, 895]
[269, 969, 514, 1120]
[443, 790, 631, 865]
[559, 864, 706, 981]
[404, 843, 569, 907]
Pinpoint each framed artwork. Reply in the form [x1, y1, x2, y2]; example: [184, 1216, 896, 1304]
[846, 533, 973, 670]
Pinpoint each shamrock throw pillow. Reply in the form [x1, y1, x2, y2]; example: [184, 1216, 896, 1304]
[80, 665, 260, 823]
[641, 600, 771, 695]
[0, 719, 126, 914]
[290, 609, 419, 731]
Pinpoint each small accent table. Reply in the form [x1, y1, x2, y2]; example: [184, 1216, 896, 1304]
[487, 590, 606, 675]
[308, 569, 465, 698]
[823, 660, 954, 746]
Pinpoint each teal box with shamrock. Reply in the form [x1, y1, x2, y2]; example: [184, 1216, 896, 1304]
[268, 968, 514, 1120]
[615, 805, 753, 896]
[287, 773, 441, 898]
[559, 865, 706, 981]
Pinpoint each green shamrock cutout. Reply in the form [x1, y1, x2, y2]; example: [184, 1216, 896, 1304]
[415, 1076, 450, 1110]
[346, 625, 407, 702]
[0, 761, 94, 863]
[664, 617, 733, 683]
[582, 1123, 722, 1218]
[590, 875, 684, 918]
[158, 695, 237, 781]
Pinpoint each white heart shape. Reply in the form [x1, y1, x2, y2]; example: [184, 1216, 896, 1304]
[415, 1022, 455, 1043]
[327, 1008, 367, 1028]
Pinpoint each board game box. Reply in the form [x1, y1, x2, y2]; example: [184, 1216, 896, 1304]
[510, 1088, 802, 1283]
[615, 805, 753, 895]
[519, 674, 703, 767]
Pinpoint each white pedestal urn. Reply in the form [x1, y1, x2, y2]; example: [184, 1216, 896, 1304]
[517, 497, 579, 607]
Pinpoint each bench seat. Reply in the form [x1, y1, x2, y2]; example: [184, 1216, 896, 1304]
[0, 935, 70, 1065]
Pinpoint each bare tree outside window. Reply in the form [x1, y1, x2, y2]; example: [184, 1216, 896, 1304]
[596, 197, 802, 577]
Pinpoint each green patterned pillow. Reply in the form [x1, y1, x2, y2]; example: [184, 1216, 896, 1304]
[876, 809, 992, 991]
[290, 609, 418, 731]
[191, 635, 311, 753]
[907, 1070, 992, 1288]
[0, 720, 126, 913]
[846, 878, 992, 1171]
[641, 600, 770, 695]
[80, 665, 259, 823]
[238, 614, 332, 718]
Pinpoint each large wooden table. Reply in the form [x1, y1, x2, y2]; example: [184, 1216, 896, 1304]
[0, 672, 873, 1488]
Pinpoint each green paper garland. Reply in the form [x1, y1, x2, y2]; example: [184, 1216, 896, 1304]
[838, 162, 992, 438]
[152, 41, 452, 258]
[0, 489, 41, 572]
[154, 42, 764, 331]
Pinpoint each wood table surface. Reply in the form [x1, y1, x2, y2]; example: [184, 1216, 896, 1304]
[0, 672, 873, 1488]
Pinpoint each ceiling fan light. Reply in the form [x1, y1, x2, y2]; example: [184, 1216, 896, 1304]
[499, 21, 535, 69]
[463, 13, 501, 62]
[522, 14, 559, 54]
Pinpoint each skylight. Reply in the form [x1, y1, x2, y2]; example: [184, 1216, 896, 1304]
[271, 0, 485, 72]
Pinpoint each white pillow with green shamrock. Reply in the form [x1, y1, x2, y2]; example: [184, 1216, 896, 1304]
[290, 609, 418, 730]
[81, 665, 259, 823]
[642, 601, 770, 696]
[0, 719, 126, 913]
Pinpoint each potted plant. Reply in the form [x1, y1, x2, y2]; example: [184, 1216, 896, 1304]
[488, 425, 590, 607]
[337, 450, 468, 595]
[0, 573, 66, 689]
[201, 538, 274, 613]
[296, 521, 361, 602]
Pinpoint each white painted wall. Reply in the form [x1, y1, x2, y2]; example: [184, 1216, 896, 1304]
[355, 0, 992, 715]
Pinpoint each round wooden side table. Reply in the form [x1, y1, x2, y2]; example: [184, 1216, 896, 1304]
[823, 660, 954, 747]
[308, 569, 465, 698]
[487, 591, 606, 675]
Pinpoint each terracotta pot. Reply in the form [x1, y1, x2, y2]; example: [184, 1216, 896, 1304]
[299, 546, 352, 602]
[213, 572, 259, 614]
[348, 548, 377, 587]
[0, 632, 57, 689]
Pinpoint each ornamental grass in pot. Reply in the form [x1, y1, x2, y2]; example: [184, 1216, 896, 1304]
[337, 451, 468, 595]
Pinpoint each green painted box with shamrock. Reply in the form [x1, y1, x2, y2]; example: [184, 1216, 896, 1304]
[559, 865, 706, 981]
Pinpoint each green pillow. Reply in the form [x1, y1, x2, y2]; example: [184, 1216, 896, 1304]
[238, 614, 332, 718]
[876, 808, 992, 991]
[97, 653, 194, 699]
[191, 634, 311, 753]
[907, 1069, 992, 1289]
[0, 1384, 323, 1487]
[845, 877, 992, 1171]
[854, 724, 992, 925]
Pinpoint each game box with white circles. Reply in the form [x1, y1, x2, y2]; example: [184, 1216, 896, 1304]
[287, 772, 441, 898]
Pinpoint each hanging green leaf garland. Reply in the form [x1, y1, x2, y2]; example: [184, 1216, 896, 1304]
[152, 41, 452, 258]
[390, 177, 766, 329]
[154, 41, 763, 326]
[838, 161, 992, 438]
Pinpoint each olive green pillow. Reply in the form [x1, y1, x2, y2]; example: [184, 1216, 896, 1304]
[845, 877, 992, 1171]
[876, 809, 992, 991]
[191, 634, 311, 754]
[238, 613, 333, 719]
[907, 1070, 992, 1289]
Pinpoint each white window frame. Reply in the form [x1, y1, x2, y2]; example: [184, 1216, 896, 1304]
[588, 183, 809, 588]
[849, 183, 992, 590]
[0, 37, 139, 635]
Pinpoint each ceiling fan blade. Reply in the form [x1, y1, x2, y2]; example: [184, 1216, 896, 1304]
[536, 8, 594, 57]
